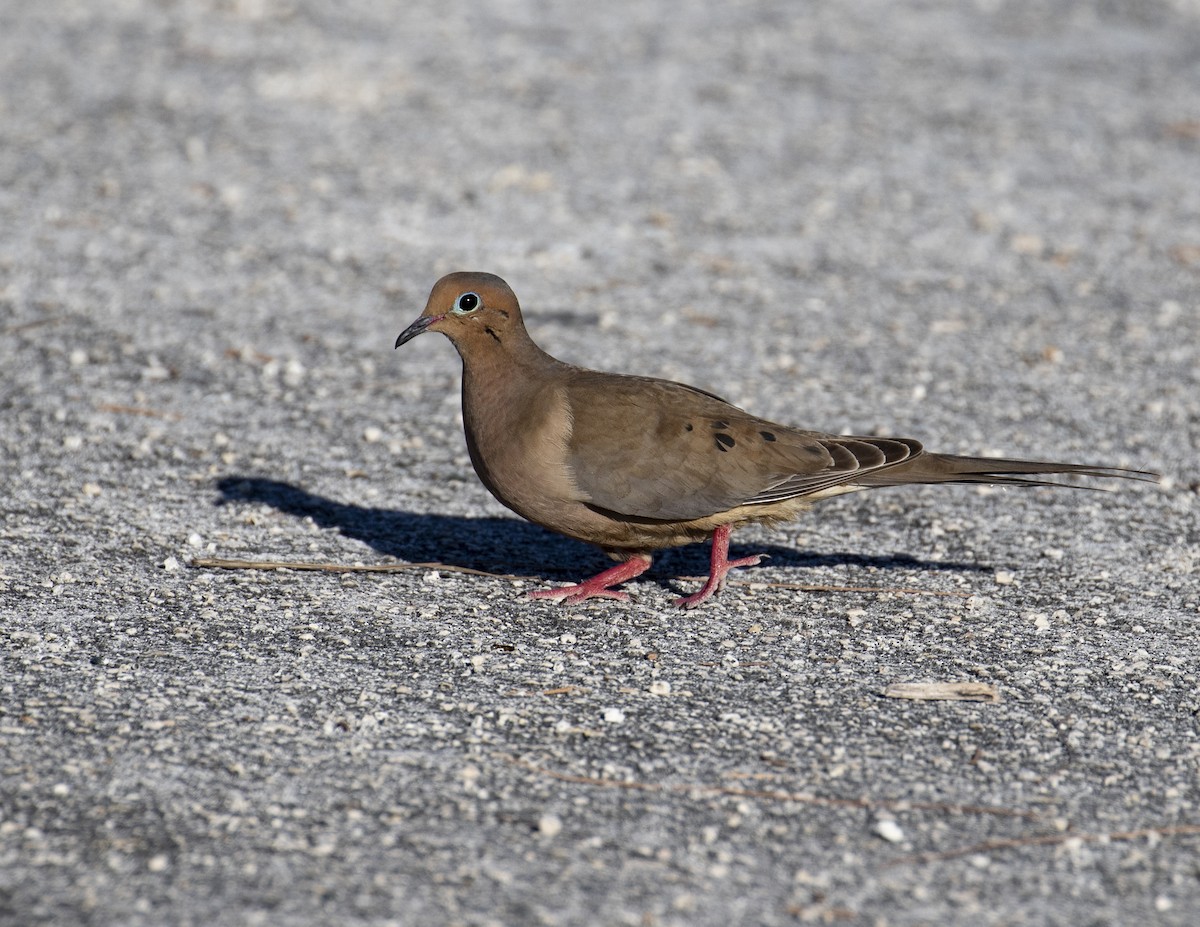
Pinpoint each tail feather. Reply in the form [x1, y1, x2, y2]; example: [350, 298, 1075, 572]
[859, 453, 1158, 489]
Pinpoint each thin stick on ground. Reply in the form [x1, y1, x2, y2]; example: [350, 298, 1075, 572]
[886, 823, 1200, 866]
[1, 316, 62, 335]
[190, 557, 971, 597]
[96, 402, 182, 420]
[497, 753, 1037, 819]
[191, 557, 528, 581]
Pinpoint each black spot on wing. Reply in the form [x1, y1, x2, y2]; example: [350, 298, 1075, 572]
[759, 430, 776, 442]
[714, 433, 735, 452]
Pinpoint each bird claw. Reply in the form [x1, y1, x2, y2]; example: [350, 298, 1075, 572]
[526, 557, 651, 605]
[528, 585, 631, 604]
[674, 546, 764, 608]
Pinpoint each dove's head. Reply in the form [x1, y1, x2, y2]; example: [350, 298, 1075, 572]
[395, 272, 525, 352]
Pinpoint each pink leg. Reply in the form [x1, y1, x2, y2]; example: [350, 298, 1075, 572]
[674, 524, 762, 609]
[527, 554, 652, 604]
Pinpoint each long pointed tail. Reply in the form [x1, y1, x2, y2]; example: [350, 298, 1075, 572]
[860, 453, 1159, 490]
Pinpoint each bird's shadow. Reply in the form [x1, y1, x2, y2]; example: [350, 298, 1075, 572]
[214, 476, 989, 591]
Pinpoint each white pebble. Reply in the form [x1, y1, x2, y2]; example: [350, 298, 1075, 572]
[162, 556, 180, 571]
[538, 813, 563, 837]
[602, 707, 625, 724]
[874, 818, 904, 843]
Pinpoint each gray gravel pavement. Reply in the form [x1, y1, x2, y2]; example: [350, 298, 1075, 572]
[2, 1, 1199, 925]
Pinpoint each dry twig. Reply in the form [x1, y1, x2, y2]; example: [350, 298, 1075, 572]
[96, 402, 181, 421]
[883, 682, 1000, 702]
[190, 557, 969, 597]
[887, 823, 1200, 866]
[191, 557, 528, 581]
[1, 316, 62, 335]
[497, 753, 1036, 819]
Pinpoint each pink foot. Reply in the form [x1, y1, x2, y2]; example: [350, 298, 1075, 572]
[527, 555, 652, 605]
[674, 524, 762, 608]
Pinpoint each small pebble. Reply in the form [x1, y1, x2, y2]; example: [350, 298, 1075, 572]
[1010, 233, 1044, 255]
[538, 813, 562, 838]
[873, 818, 904, 843]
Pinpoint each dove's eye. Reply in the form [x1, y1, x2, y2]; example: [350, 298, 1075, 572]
[453, 292, 480, 314]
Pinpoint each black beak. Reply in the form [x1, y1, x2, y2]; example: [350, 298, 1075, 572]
[394, 314, 441, 348]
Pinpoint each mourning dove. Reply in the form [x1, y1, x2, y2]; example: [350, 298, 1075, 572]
[395, 272, 1155, 607]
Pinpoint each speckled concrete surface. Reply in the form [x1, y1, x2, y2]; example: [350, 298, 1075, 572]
[2, 1, 1198, 925]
